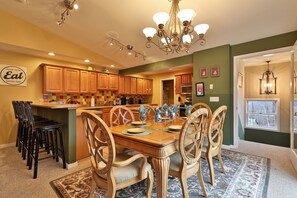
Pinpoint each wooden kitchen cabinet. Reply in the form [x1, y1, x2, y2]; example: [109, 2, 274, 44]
[130, 77, 137, 94]
[43, 65, 63, 93]
[147, 79, 153, 95]
[175, 75, 182, 94]
[97, 73, 109, 90]
[137, 78, 144, 94]
[63, 68, 80, 93]
[88, 71, 97, 93]
[80, 70, 89, 93]
[124, 76, 131, 94]
[181, 73, 192, 84]
[76, 116, 89, 160]
[118, 75, 125, 94]
[109, 74, 118, 90]
[102, 107, 111, 126]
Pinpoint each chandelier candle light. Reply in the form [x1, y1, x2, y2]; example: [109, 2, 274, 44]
[259, 60, 277, 95]
[143, 0, 209, 54]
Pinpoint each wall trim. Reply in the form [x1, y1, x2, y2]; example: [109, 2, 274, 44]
[0, 143, 14, 149]
[66, 161, 78, 169]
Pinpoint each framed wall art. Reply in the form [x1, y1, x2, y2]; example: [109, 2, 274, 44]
[196, 82, 205, 96]
[210, 66, 220, 77]
[199, 67, 208, 78]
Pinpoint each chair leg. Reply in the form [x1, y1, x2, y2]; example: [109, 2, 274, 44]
[89, 177, 96, 198]
[217, 153, 225, 173]
[49, 130, 55, 159]
[206, 151, 215, 186]
[197, 161, 208, 198]
[33, 131, 40, 179]
[146, 170, 154, 198]
[179, 171, 189, 198]
[22, 125, 28, 160]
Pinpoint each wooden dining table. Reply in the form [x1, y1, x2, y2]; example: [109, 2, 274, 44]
[110, 119, 184, 198]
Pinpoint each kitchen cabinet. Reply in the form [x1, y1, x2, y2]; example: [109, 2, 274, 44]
[102, 107, 111, 126]
[109, 74, 119, 90]
[146, 79, 153, 95]
[130, 77, 137, 94]
[124, 76, 131, 94]
[97, 73, 109, 90]
[76, 116, 89, 160]
[181, 73, 192, 84]
[80, 70, 89, 93]
[88, 72, 97, 93]
[118, 75, 125, 94]
[137, 78, 144, 94]
[43, 65, 63, 93]
[63, 68, 80, 93]
[175, 75, 182, 94]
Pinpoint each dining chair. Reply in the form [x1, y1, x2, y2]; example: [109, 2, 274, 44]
[109, 106, 135, 127]
[168, 108, 209, 198]
[202, 105, 227, 186]
[191, 102, 213, 119]
[81, 111, 154, 198]
[144, 105, 155, 120]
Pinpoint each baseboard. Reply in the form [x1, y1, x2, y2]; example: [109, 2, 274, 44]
[66, 161, 78, 169]
[289, 149, 297, 174]
[0, 143, 15, 149]
[222, 144, 236, 150]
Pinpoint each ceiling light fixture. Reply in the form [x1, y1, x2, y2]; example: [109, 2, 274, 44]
[259, 60, 277, 95]
[57, 0, 79, 25]
[48, 52, 55, 56]
[143, 0, 209, 54]
[84, 59, 90, 63]
[108, 38, 146, 60]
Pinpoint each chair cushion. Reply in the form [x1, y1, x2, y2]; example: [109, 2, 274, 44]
[169, 152, 196, 172]
[97, 153, 151, 184]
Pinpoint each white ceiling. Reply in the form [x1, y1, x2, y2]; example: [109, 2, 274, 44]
[0, 0, 296, 71]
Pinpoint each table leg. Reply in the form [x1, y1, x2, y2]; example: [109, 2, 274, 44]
[152, 157, 170, 198]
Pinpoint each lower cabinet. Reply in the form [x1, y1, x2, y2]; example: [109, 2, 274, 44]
[76, 116, 90, 160]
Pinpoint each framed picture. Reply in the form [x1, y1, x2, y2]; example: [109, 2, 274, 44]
[199, 67, 208, 78]
[210, 66, 220, 77]
[196, 82, 205, 96]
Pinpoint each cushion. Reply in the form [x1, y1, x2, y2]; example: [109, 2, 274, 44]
[169, 152, 196, 172]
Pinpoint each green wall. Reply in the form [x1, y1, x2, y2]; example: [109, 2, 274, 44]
[245, 129, 290, 147]
[120, 31, 297, 147]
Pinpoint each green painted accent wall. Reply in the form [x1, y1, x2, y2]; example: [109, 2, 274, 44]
[192, 45, 233, 145]
[245, 129, 290, 147]
[119, 54, 192, 75]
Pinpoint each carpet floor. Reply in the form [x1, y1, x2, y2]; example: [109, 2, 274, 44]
[50, 149, 270, 198]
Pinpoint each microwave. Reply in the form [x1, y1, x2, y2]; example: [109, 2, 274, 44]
[181, 84, 192, 94]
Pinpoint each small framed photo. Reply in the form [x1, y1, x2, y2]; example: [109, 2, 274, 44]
[210, 66, 220, 77]
[196, 82, 205, 97]
[199, 67, 208, 78]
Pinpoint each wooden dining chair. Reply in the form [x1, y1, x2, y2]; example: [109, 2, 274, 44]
[202, 105, 227, 186]
[109, 106, 135, 127]
[81, 111, 154, 198]
[168, 108, 209, 198]
[145, 105, 155, 120]
[191, 102, 213, 119]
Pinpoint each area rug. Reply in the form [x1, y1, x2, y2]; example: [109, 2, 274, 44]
[50, 149, 270, 198]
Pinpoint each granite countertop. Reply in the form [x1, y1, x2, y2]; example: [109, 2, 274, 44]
[76, 109, 103, 116]
[31, 102, 81, 110]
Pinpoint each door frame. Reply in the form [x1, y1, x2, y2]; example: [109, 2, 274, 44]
[160, 78, 176, 105]
[233, 46, 292, 149]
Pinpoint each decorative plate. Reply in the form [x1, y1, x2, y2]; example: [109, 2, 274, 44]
[131, 121, 146, 126]
[127, 128, 146, 134]
[168, 125, 182, 131]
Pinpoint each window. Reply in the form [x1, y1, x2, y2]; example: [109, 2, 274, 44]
[245, 99, 280, 131]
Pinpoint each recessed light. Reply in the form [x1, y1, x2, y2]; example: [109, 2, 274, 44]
[110, 65, 115, 67]
[73, 3, 79, 10]
[48, 52, 55, 56]
[84, 59, 90, 63]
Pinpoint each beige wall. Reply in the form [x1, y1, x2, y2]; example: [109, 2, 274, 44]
[0, 49, 99, 146]
[147, 68, 193, 106]
[244, 62, 290, 133]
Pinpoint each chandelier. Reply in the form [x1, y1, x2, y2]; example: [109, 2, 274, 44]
[143, 0, 209, 54]
[57, 0, 79, 25]
[259, 61, 277, 95]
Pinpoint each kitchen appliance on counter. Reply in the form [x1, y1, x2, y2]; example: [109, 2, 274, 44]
[181, 84, 192, 95]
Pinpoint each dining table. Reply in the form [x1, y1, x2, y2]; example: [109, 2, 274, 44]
[110, 119, 185, 198]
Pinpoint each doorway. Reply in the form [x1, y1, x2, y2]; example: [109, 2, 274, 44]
[162, 79, 175, 105]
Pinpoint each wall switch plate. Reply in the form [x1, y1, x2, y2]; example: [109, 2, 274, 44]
[210, 97, 219, 102]
[209, 84, 213, 89]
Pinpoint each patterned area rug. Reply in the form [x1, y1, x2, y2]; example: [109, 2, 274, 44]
[50, 150, 270, 198]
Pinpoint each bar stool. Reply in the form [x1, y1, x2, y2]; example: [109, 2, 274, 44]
[23, 102, 66, 178]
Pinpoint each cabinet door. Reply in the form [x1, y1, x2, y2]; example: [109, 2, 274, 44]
[124, 76, 131, 94]
[137, 78, 144, 94]
[130, 77, 137, 94]
[43, 65, 63, 93]
[118, 76, 125, 94]
[80, 70, 89, 93]
[147, 79, 153, 95]
[88, 72, 97, 93]
[76, 116, 90, 160]
[98, 73, 109, 90]
[181, 74, 192, 84]
[102, 107, 111, 126]
[64, 68, 80, 93]
[109, 74, 119, 90]
[175, 75, 182, 94]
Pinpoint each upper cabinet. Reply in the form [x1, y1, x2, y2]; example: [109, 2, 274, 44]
[136, 78, 153, 95]
[175, 75, 182, 94]
[137, 78, 144, 95]
[63, 68, 80, 93]
[88, 72, 97, 93]
[80, 70, 89, 93]
[43, 65, 63, 93]
[130, 77, 137, 94]
[181, 73, 192, 84]
[118, 76, 131, 95]
[124, 76, 131, 94]
[97, 73, 109, 90]
[175, 73, 192, 94]
[109, 74, 118, 91]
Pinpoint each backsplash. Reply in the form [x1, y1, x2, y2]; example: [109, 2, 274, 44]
[43, 91, 150, 106]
